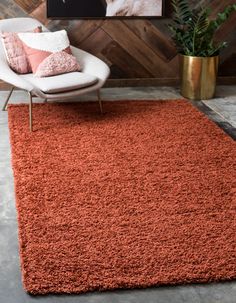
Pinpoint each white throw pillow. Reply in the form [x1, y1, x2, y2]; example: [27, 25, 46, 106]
[17, 30, 80, 76]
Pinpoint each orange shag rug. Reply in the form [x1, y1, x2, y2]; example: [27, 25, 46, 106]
[8, 100, 236, 295]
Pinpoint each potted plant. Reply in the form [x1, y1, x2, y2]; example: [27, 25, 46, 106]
[168, 1, 236, 100]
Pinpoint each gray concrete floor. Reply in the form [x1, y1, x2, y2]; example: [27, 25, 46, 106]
[202, 86, 236, 128]
[1, 86, 236, 303]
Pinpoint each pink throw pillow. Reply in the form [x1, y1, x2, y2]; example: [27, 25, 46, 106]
[1, 27, 42, 74]
[35, 51, 80, 77]
[18, 30, 80, 77]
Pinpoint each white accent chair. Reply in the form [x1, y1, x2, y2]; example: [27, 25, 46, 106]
[0, 18, 110, 131]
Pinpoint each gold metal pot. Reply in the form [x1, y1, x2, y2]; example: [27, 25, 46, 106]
[179, 54, 219, 100]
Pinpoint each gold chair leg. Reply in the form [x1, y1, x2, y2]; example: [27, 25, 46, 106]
[97, 90, 103, 114]
[2, 86, 14, 111]
[28, 92, 33, 132]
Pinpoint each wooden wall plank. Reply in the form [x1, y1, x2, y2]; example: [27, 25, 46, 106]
[102, 20, 173, 77]
[78, 28, 112, 54]
[69, 20, 105, 46]
[30, 1, 48, 24]
[102, 41, 153, 78]
[14, 0, 43, 14]
[124, 20, 177, 62]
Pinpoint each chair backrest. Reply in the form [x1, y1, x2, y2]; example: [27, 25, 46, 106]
[0, 18, 49, 57]
[0, 17, 47, 33]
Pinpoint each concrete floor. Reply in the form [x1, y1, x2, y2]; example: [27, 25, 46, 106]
[1, 86, 236, 303]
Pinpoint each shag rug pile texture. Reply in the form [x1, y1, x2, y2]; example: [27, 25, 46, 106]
[8, 100, 236, 295]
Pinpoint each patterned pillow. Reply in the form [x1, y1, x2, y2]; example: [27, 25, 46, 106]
[1, 27, 42, 74]
[35, 51, 80, 78]
[18, 30, 80, 77]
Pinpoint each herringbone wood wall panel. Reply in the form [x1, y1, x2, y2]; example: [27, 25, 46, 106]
[0, 0, 235, 87]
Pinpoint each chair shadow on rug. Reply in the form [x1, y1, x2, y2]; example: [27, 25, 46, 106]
[9, 100, 163, 132]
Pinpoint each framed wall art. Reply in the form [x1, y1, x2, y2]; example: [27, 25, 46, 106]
[47, 0, 164, 18]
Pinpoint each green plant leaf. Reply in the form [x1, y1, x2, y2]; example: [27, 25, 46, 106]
[167, 1, 236, 57]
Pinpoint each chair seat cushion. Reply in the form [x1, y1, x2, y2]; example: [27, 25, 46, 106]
[20, 72, 98, 94]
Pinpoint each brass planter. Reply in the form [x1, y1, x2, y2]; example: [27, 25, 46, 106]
[179, 54, 219, 100]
